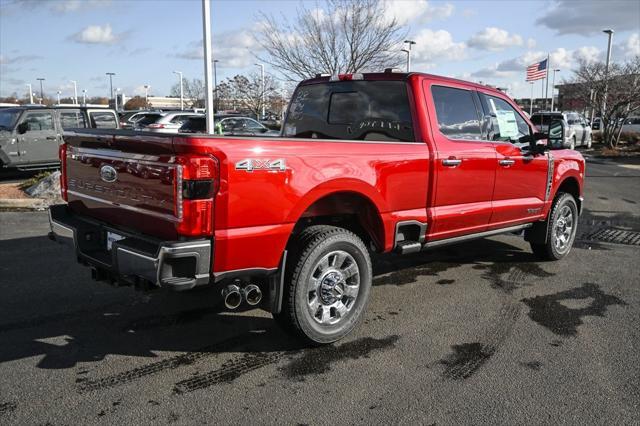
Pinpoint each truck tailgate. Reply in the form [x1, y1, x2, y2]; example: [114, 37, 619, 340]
[63, 130, 180, 239]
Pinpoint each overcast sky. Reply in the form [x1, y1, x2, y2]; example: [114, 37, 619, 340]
[1, 0, 639, 100]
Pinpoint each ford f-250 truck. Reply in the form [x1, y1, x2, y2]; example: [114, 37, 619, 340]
[49, 70, 584, 344]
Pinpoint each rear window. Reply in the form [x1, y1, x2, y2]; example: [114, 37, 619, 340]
[136, 114, 163, 126]
[531, 114, 561, 126]
[59, 110, 87, 129]
[89, 111, 118, 129]
[284, 80, 414, 142]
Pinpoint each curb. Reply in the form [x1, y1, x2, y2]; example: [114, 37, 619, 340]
[0, 198, 48, 210]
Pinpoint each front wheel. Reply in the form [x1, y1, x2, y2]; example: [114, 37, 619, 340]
[274, 225, 372, 344]
[569, 135, 576, 150]
[530, 192, 578, 261]
[586, 134, 592, 149]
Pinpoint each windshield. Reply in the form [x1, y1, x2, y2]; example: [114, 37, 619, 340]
[0, 110, 20, 130]
[284, 80, 415, 142]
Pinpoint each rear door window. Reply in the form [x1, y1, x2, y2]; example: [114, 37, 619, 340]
[284, 80, 414, 142]
[59, 109, 87, 129]
[430, 85, 482, 140]
[89, 111, 118, 128]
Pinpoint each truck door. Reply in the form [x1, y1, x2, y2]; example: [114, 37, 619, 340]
[424, 82, 497, 240]
[16, 110, 59, 165]
[476, 91, 549, 228]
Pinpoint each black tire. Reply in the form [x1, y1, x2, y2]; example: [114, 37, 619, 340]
[530, 192, 578, 261]
[273, 225, 372, 344]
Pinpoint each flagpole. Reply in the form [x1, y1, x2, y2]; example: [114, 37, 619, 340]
[544, 54, 550, 110]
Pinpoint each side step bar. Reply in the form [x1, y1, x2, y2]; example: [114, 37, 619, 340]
[395, 223, 532, 254]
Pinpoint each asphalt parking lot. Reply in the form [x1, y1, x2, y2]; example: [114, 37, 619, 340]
[0, 155, 638, 425]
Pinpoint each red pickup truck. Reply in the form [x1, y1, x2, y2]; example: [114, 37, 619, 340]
[49, 70, 585, 344]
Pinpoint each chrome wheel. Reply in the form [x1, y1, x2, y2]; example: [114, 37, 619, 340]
[307, 250, 360, 325]
[553, 205, 574, 252]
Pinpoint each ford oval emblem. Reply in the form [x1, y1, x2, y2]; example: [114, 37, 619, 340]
[99, 165, 118, 183]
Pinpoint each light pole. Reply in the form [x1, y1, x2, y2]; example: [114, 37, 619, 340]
[144, 85, 150, 108]
[37, 78, 45, 101]
[529, 82, 535, 115]
[202, 0, 215, 133]
[106, 72, 115, 101]
[173, 71, 184, 110]
[602, 29, 614, 115]
[56, 91, 61, 105]
[401, 49, 410, 72]
[26, 84, 33, 104]
[70, 80, 78, 104]
[255, 63, 265, 119]
[213, 59, 219, 112]
[403, 40, 416, 72]
[115, 88, 121, 111]
[82, 89, 87, 105]
[550, 68, 560, 111]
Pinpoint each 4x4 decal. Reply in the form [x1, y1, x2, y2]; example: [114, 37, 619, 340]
[235, 159, 286, 172]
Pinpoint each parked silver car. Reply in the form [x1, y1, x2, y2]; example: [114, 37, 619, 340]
[136, 111, 203, 134]
[530, 111, 592, 149]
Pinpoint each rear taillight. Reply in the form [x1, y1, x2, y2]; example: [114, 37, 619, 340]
[59, 144, 68, 201]
[147, 123, 165, 129]
[174, 155, 219, 237]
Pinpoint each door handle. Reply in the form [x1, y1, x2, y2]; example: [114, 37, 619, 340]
[46, 136, 57, 140]
[499, 159, 515, 167]
[442, 158, 462, 167]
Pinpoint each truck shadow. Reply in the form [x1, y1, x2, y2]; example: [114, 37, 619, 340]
[0, 233, 551, 371]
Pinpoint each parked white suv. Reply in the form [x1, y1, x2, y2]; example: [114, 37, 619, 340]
[530, 111, 592, 149]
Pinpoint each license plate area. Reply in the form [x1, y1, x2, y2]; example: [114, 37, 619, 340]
[106, 231, 125, 250]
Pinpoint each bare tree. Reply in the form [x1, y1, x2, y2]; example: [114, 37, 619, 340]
[170, 78, 205, 108]
[255, 0, 405, 80]
[570, 56, 640, 149]
[217, 72, 279, 117]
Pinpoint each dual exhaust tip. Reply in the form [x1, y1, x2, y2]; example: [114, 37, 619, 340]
[222, 283, 262, 309]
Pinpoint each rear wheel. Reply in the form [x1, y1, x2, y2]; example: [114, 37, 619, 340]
[530, 192, 578, 261]
[274, 225, 372, 344]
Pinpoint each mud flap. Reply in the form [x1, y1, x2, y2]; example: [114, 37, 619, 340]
[268, 250, 287, 314]
[524, 220, 549, 244]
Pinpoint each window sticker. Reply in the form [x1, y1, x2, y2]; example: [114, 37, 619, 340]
[495, 110, 519, 139]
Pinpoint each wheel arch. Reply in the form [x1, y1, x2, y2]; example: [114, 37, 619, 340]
[285, 182, 388, 252]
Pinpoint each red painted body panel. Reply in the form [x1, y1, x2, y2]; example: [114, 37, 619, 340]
[62, 72, 585, 277]
[173, 136, 430, 272]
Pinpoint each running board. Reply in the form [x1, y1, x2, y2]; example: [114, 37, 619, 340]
[422, 224, 532, 250]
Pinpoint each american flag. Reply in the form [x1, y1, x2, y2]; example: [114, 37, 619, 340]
[526, 59, 548, 81]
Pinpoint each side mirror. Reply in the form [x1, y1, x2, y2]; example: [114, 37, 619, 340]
[529, 131, 549, 153]
[16, 122, 28, 134]
[547, 119, 565, 149]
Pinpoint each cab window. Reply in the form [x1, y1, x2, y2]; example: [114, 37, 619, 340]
[22, 112, 55, 132]
[479, 94, 530, 144]
[59, 109, 87, 129]
[431, 85, 482, 140]
[89, 111, 118, 129]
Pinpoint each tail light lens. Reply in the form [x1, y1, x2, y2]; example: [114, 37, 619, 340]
[147, 123, 165, 129]
[175, 155, 219, 237]
[59, 143, 68, 201]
